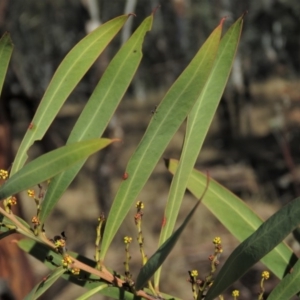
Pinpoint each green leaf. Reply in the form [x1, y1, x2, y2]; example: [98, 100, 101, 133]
[1, 215, 16, 232]
[76, 284, 109, 300]
[24, 266, 66, 300]
[205, 197, 300, 300]
[0, 32, 13, 95]
[18, 239, 112, 292]
[136, 201, 201, 290]
[0, 139, 115, 200]
[18, 239, 118, 288]
[100, 13, 227, 261]
[18, 239, 94, 269]
[18, 239, 182, 300]
[167, 158, 296, 279]
[39, 14, 153, 224]
[267, 258, 300, 300]
[0, 213, 31, 232]
[155, 16, 243, 287]
[10, 15, 129, 176]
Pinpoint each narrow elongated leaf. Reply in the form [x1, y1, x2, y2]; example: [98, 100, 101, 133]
[0, 223, 10, 233]
[167, 159, 296, 279]
[18, 239, 96, 270]
[39, 15, 153, 224]
[205, 197, 300, 300]
[24, 266, 66, 300]
[0, 32, 13, 95]
[10, 15, 129, 176]
[1, 214, 16, 233]
[18, 239, 182, 300]
[0, 139, 115, 200]
[100, 15, 226, 261]
[76, 284, 109, 300]
[0, 213, 31, 231]
[267, 258, 300, 299]
[136, 201, 201, 290]
[155, 16, 243, 286]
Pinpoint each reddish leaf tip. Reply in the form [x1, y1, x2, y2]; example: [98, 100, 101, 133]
[242, 10, 248, 19]
[219, 16, 227, 27]
[152, 5, 161, 16]
[128, 13, 137, 18]
[111, 138, 122, 143]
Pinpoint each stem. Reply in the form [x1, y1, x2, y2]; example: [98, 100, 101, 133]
[0, 208, 157, 300]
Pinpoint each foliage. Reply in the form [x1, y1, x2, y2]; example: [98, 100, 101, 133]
[0, 10, 300, 300]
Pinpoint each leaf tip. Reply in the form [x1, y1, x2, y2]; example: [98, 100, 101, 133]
[152, 5, 161, 16]
[111, 138, 122, 144]
[128, 13, 137, 18]
[2, 31, 10, 38]
[219, 16, 227, 27]
[242, 10, 248, 19]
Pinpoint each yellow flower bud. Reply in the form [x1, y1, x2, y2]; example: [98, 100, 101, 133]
[262, 271, 270, 280]
[0, 169, 8, 180]
[213, 237, 221, 245]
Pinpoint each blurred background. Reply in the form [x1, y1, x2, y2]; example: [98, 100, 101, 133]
[1, 0, 300, 299]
